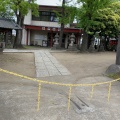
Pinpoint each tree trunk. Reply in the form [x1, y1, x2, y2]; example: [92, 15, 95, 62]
[14, 29, 22, 48]
[116, 36, 120, 65]
[58, 0, 65, 48]
[13, 14, 23, 48]
[59, 23, 64, 48]
[81, 31, 88, 52]
[104, 35, 108, 51]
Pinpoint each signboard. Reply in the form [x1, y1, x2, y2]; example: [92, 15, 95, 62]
[42, 27, 45, 30]
[47, 27, 50, 30]
[52, 28, 56, 31]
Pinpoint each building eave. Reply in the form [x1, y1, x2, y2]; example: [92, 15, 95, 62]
[24, 25, 82, 33]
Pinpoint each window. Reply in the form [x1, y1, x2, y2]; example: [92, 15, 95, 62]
[41, 11, 50, 15]
[51, 12, 55, 16]
[32, 11, 59, 22]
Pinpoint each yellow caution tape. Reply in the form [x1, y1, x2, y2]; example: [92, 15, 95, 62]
[91, 85, 95, 98]
[37, 82, 41, 111]
[0, 68, 120, 111]
[0, 68, 120, 87]
[108, 82, 112, 102]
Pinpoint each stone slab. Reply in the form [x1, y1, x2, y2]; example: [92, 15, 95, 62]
[36, 70, 49, 77]
[34, 51, 71, 77]
[48, 71, 61, 76]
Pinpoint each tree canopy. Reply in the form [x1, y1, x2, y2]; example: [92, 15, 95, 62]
[0, 0, 14, 18]
[0, 0, 39, 47]
[77, 0, 120, 37]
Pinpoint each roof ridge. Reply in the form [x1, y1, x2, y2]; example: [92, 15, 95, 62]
[0, 18, 22, 30]
[0, 17, 14, 22]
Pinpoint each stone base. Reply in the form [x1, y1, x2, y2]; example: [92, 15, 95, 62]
[106, 64, 120, 74]
[67, 45, 77, 51]
[51, 44, 60, 50]
[88, 45, 95, 52]
[0, 48, 3, 52]
[0, 47, 3, 50]
[98, 45, 105, 52]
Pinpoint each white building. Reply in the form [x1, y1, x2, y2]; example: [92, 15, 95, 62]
[22, 5, 82, 48]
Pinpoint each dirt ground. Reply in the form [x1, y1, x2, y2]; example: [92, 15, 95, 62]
[52, 51, 116, 80]
[0, 51, 120, 120]
[0, 53, 35, 77]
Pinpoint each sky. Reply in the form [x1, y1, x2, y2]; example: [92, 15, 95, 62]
[36, 0, 77, 6]
[36, 0, 62, 6]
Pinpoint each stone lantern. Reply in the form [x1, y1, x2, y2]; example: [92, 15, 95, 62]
[52, 33, 59, 49]
[68, 33, 77, 50]
[69, 33, 75, 46]
[54, 33, 59, 45]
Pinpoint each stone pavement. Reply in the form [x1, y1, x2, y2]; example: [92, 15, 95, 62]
[3, 49, 71, 77]
[34, 51, 70, 77]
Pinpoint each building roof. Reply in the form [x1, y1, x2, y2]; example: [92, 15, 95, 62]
[39, 5, 61, 12]
[0, 18, 22, 30]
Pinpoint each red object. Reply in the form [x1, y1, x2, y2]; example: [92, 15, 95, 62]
[24, 25, 82, 33]
[109, 40, 118, 45]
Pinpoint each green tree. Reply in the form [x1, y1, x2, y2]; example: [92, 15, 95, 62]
[0, 0, 14, 19]
[94, 6, 120, 50]
[8, 0, 38, 47]
[76, 0, 119, 51]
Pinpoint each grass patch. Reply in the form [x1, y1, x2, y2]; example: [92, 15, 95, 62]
[22, 45, 41, 49]
[108, 72, 120, 79]
[22, 45, 51, 50]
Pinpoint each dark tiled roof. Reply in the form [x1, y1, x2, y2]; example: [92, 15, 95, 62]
[0, 18, 22, 30]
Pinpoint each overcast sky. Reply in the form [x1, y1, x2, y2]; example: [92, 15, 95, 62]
[36, 0, 77, 6]
[36, 0, 62, 6]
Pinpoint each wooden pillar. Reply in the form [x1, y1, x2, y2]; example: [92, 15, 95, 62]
[50, 32, 53, 47]
[65, 33, 68, 49]
[10, 30, 12, 44]
[4, 31, 7, 43]
[26, 29, 28, 45]
[76, 33, 79, 45]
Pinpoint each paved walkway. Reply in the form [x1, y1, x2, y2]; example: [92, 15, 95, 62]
[3, 49, 71, 77]
[35, 51, 70, 77]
